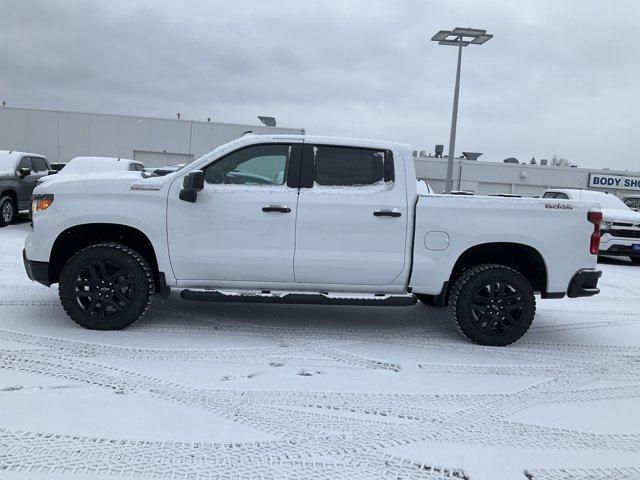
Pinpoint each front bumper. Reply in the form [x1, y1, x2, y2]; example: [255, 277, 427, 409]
[567, 269, 601, 298]
[23, 249, 51, 286]
[599, 244, 640, 257]
[600, 233, 640, 257]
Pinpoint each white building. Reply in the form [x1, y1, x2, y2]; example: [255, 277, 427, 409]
[414, 155, 640, 199]
[0, 106, 304, 167]
[2, 105, 637, 198]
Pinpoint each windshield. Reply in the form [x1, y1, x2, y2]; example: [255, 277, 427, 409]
[590, 192, 629, 209]
[0, 153, 16, 171]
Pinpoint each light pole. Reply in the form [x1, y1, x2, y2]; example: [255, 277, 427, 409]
[431, 27, 492, 193]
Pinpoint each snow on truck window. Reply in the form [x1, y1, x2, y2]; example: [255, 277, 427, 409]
[31, 157, 48, 172]
[204, 144, 290, 186]
[17, 156, 31, 171]
[312, 146, 390, 187]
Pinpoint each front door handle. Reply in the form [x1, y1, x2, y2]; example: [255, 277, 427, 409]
[262, 205, 291, 213]
[373, 209, 401, 218]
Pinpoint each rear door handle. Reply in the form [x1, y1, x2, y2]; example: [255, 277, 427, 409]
[262, 205, 291, 213]
[373, 209, 401, 218]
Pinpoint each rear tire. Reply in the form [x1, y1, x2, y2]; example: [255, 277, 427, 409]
[449, 264, 535, 346]
[59, 242, 154, 330]
[630, 257, 640, 265]
[0, 195, 17, 227]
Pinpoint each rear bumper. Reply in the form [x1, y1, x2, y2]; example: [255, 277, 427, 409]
[23, 249, 51, 286]
[567, 269, 601, 298]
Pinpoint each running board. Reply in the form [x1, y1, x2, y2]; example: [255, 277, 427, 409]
[180, 289, 417, 307]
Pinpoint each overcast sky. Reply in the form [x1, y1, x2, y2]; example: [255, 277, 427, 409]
[1, 0, 638, 168]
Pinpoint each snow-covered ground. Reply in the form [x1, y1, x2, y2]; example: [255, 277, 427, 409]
[1, 220, 639, 480]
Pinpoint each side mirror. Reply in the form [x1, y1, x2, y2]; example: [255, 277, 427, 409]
[18, 167, 31, 179]
[179, 170, 205, 203]
[48, 170, 58, 175]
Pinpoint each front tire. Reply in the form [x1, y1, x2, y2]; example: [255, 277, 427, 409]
[449, 264, 535, 346]
[59, 243, 154, 330]
[0, 195, 17, 227]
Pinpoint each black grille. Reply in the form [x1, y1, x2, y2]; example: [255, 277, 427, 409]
[608, 229, 640, 239]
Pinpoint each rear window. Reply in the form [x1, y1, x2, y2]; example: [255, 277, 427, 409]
[312, 146, 391, 187]
[625, 198, 640, 209]
[542, 192, 569, 199]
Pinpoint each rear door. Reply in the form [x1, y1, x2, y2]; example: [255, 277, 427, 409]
[294, 144, 408, 286]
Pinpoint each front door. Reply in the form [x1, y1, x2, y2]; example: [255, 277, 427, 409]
[16, 157, 35, 209]
[167, 142, 301, 284]
[294, 144, 408, 286]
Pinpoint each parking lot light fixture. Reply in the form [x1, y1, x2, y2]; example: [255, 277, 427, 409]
[430, 27, 492, 193]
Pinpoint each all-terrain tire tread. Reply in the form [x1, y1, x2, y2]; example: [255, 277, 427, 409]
[59, 242, 155, 329]
[449, 263, 536, 345]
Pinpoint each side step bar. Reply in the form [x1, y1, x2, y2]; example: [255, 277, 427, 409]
[180, 290, 417, 307]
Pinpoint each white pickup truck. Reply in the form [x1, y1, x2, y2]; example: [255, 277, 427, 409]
[24, 135, 602, 345]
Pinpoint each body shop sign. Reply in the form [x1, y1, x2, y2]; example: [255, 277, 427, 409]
[589, 173, 640, 191]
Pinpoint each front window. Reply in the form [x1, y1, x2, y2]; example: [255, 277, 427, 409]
[204, 144, 291, 186]
[17, 157, 31, 170]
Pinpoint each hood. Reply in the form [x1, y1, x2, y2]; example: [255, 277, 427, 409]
[33, 170, 168, 196]
[601, 207, 640, 224]
[0, 169, 15, 179]
[37, 170, 144, 186]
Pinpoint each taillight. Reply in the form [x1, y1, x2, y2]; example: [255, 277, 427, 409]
[588, 210, 602, 255]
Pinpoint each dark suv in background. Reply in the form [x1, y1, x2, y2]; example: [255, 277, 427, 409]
[0, 150, 53, 226]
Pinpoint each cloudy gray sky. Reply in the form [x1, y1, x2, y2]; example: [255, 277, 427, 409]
[1, 0, 638, 168]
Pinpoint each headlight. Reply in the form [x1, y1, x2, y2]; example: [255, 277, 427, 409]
[32, 194, 54, 212]
[601, 220, 613, 230]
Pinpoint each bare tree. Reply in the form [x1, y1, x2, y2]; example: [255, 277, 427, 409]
[550, 155, 572, 167]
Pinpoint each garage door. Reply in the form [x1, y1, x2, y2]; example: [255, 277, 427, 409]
[133, 150, 194, 168]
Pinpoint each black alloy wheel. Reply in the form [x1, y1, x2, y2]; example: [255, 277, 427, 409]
[449, 264, 535, 346]
[73, 260, 136, 319]
[469, 281, 524, 336]
[59, 243, 154, 330]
